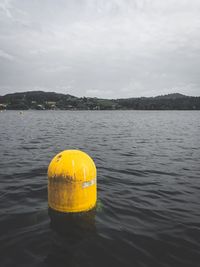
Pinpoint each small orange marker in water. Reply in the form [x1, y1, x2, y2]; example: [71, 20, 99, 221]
[48, 150, 97, 213]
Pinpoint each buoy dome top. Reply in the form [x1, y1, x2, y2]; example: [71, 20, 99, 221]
[48, 150, 96, 182]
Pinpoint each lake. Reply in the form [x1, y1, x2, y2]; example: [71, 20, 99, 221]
[0, 110, 200, 267]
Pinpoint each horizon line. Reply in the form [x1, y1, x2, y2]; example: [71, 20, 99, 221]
[1, 90, 199, 99]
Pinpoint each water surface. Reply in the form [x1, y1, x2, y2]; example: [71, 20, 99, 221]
[0, 111, 200, 267]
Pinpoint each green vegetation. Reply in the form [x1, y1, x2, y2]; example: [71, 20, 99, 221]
[0, 91, 199, 110]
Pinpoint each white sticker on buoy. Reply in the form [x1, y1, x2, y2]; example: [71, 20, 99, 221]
[82, 178, 96, 188]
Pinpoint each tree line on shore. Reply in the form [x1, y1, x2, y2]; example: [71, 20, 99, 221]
[0, 91, 200, 110]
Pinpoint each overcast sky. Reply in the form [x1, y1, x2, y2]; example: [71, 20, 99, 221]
[0, 0, 200, 98]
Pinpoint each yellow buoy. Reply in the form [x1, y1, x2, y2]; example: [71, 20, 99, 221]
[48, 150, 97, 213]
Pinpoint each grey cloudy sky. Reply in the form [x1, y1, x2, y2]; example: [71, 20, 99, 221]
[0, 0, 200, 98]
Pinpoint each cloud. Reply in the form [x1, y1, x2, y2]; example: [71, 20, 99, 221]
[0, 0, 13, 19]
[0, 0, 200, 97]
[0, 49, 14, 61]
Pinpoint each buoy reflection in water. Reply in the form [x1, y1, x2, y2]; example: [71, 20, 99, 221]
[46, 208, 96, 266]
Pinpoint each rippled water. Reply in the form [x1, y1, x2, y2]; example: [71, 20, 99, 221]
[0, 110, 200, 267]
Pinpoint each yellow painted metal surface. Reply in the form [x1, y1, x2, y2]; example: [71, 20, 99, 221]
[48, 150, 97, 213]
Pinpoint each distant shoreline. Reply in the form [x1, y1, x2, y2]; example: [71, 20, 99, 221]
[0, 91, 200, 110]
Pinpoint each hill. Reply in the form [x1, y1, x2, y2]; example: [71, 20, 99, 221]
[154, 93, 188, 99]
[0, 91, 199, 110]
